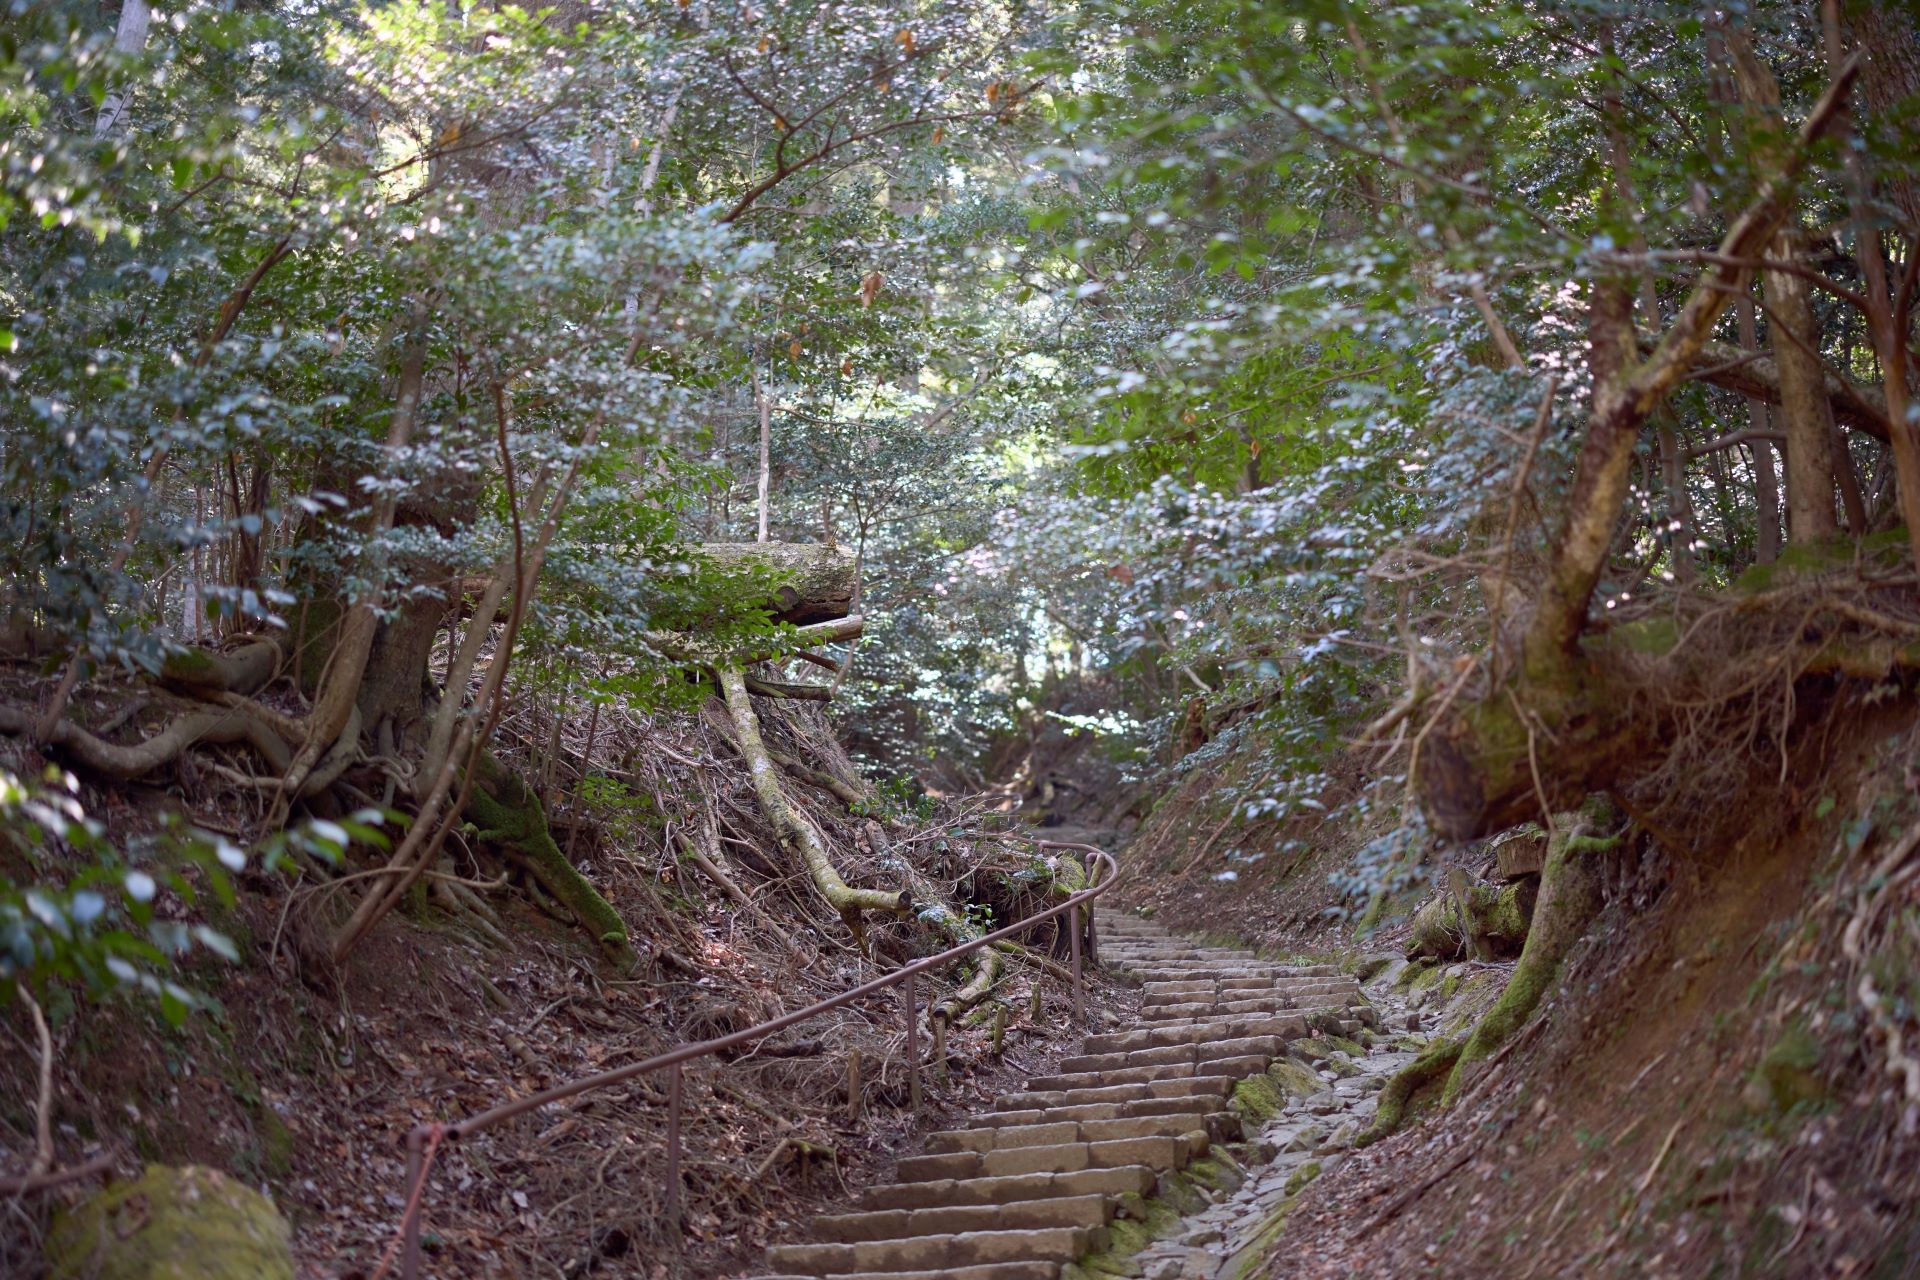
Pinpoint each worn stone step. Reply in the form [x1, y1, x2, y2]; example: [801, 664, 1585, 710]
[813, 1194, 1112, 1243]
[996, 1074, 1235, 1112]
[858, 1165, 1158, 1212]
[768, 1226, 1092, 1276]
[1082, 1016, 1308, 1054]
[1139, 998, 1296, 1022]
[932, 1111, 1225, 1154]
[1057, 1034, 1287, 1075]
[976, 1099, 1225, 1131]
[894, 1133, 1205, 1183]
[1025, 1053, 1270, 1093]
[824, 1266, 1062, 1280]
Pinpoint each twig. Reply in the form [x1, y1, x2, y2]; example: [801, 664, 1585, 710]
[1360, 1138, 1482, 1235]
[17, 984, 53, 1177]
[1635, 1119, 1682, 1196]
[0, 1151, 115, 1197]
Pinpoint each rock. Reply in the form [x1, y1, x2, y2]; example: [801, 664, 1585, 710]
[46, 1165, 294, 1280]
[1354, 952, 1404, 983]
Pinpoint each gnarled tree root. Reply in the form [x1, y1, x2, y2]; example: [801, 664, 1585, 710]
[159, 638, 283, 697]
[465, 752, 638, 972]
[0, 701, 292, 778]
[717, 666, 907, 943]
[933, 950, 1005, 1026]
[1440, 804, 1614, 1105]
[1357, 1037, 1464, 1148]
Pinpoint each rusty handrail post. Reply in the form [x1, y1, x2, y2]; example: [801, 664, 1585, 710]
[401, 1133, 423, 1280]
[665, 1063, 682, 1239]
[904, 968, 921, 1113]
[1069, 902, 1084, 1024]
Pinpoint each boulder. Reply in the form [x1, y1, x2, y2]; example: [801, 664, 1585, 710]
[45, 1164, 293, 1280]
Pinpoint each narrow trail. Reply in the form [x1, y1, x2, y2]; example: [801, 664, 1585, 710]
[748, 908, 1418, 1280]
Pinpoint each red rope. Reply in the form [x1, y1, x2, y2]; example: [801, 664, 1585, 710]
[366, 1123, 447, 1280]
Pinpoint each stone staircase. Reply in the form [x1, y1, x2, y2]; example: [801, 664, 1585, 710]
[747, 908, 1377, 1280]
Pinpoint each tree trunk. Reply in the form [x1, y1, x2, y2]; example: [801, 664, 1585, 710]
[1736, 292, 1784, 563]
[94, 0, 151, 136]
[1763, 237, 1841, 544]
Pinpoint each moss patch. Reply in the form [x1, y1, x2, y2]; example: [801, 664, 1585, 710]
[1753, 1023, 1826, 1114]
[1232, 1073, 1287, 1126]
[1283, 1160, 1323, 1196]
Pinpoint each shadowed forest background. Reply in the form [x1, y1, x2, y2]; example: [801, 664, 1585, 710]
[3, 0, 1920, 1276]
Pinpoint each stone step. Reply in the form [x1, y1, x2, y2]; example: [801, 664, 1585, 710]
[1025, 1053, 1270, 1093]
[812, 1193, 1113, 1243]
[1055, 1034, 1287, 1076]
[1082, 1017, 1306, 1054]
[768, 1226, 1092, 1276]
[930, 1112, 1218, 1153]
[857, 1164, 1159, 1212]
[995, 1074, 1235, 1113]
[894, 1132, 1205, 1183]
[1138, 998, 1297, 1022]
[975, 1097, 1225, 1129]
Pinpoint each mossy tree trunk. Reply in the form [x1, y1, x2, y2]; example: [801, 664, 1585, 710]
[465, 751, 638, 972]
[1440, 803, 1614, 1104]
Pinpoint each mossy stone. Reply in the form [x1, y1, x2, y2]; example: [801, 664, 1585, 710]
[1232, 1073, 1286, 1125]
[1283, 1161, 1323, 1196]
[46, 1165, 293, 1280]
[1755, 1025, 1826, 1113]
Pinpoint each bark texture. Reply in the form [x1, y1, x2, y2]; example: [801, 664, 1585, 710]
[701, 542, 858, 624]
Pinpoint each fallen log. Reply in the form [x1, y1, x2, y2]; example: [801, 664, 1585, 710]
[700, 542, 857, 624]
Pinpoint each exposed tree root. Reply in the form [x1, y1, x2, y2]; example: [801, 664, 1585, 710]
[158, 638, 283, 697]
[1358, 1036, 1464, 1147]
[716, 666, 908, 942]
[465, 752, 638, 972]
[933, 950, 1004, 1025]
[767, 747, 869, 809]
[1441, 803, 1614, 1105]
[0, 701, 293, 778]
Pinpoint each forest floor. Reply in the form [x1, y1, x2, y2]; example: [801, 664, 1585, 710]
[0, 688, 1132, 1280]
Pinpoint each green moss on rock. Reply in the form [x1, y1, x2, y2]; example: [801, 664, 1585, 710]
[1754, 1024, 1826, 1113]
[47, 1165, 293, 1280]
[1232, 1073, 1287, 1125]
[1283, 1160, 1323, 1196]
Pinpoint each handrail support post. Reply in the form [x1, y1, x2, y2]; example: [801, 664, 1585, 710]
[905, 969, 922, 1114]
[401, 1136, 423, 1280]
[1070, 902, 1084, 1025]
[666, 1062, 683, 1240]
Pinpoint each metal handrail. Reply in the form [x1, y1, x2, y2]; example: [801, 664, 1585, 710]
[380, 838, 1120, 1279]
